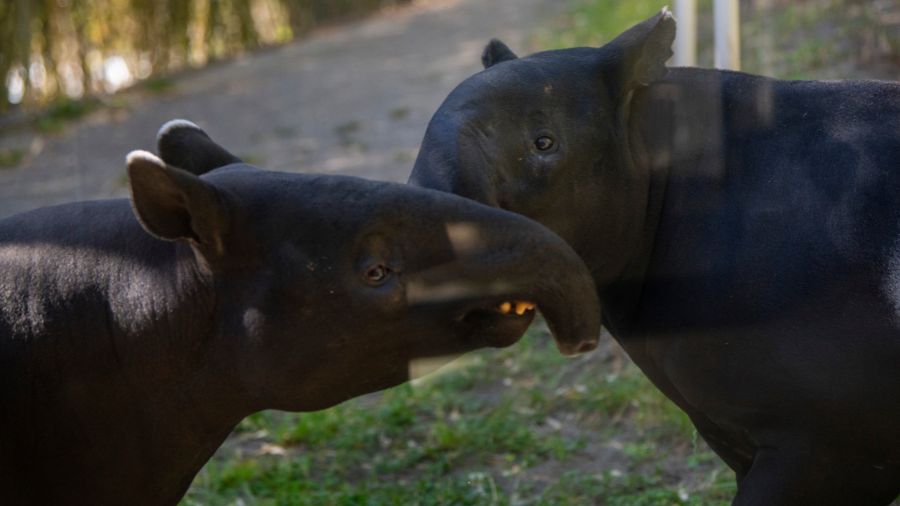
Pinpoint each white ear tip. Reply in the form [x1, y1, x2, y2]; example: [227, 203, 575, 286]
[157, 119, 202, 141]
[126, 149, 164, 167]
[661, 5, 674, 19]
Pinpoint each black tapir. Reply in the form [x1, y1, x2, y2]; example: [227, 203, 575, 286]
[408, 9, 900, 506]
[0, 121, 600, 505]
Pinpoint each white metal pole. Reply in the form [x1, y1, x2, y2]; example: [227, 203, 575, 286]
[714, 0, 741, 70]
[673, 0, 697, 66]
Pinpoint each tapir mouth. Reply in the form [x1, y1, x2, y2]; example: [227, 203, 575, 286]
[457, 296, 599, 357]
[453, 297, 549, 350]
[409, 274, 599, 357]
[496, 300, 536, 315]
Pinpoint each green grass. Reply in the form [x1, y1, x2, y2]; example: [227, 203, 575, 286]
[740, 0, 845, 80]
[35, 98, 101, 133]
[334, 120, 368, 151]
[532, 0, 893, 81]
[334, 120, 361, 138]
[182, 326, 735, 505]
[532, 0, 713, 50]
[389, 106, 410, 121]
[142, 76, 178, 94]
[0, 148, 25, 168]
[237, 152, 266, 166]
[273, 125, 299, 139]
[394, 149, 417, 164]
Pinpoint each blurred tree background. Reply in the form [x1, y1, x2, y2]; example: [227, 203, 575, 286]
[536, 0, 900, 81]
[5, 0, 899, 115]
[0, 0, 409, 112]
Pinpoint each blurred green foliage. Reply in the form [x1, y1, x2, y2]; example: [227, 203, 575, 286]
[0, 147, 24, 168]
[0, 0, 410, 112]
[533, 0, 900, 80]
[532, 0, 714, 51]
[741, 0, 900, 80]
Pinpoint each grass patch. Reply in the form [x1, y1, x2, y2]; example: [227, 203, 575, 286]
[142, 76, 178, 94]
[237, 153, 266, 165]
[334, 120, 361, 138]
[394, 149, 417, 164]
[533, 0, 893, 81]
[539, 468, 733, 506]
[0, 148, 25, 168]
[117, 171, 131, 188]
[389, 106, 410, 121]
[741, 0, 843, 79]
[532, 0, 710, 50]
[736, 0, 900, 80]
[273, 125, 299, 139]
[35, 98, 101, 133]
[334, 120, 367, 151]
[182, 326, 735, 505]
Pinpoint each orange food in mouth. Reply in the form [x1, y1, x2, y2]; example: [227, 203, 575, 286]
[497, 300, 536, 315]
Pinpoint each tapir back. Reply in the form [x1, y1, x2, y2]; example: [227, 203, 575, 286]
[632, 69, 900, 329]
[0, 200, 179, 344]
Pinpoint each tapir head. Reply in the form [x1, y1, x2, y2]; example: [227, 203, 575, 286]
[409, 10, 675, 287]
[126, 148, 599, 412]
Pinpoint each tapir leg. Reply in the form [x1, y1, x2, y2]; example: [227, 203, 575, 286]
[733, 445, 900, 506]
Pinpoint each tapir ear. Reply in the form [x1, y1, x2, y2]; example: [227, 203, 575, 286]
[481, 39, 518, 68]
[127, 150, 230, 256]
[156, 119, 243, 176]
[600, 7, 676, 96]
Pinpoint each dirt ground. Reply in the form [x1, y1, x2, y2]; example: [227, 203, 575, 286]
[0, 0, 564, 219]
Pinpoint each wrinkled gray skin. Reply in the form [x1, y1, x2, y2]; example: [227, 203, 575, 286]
[409, 11, 900, 506]
[0, 122, 600, 505]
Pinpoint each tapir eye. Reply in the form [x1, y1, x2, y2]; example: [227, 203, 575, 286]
[534, 136, 555, 151]
[364, 264, 390, 285]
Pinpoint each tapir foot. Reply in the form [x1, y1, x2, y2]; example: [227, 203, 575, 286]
[156, 119, 243, 175]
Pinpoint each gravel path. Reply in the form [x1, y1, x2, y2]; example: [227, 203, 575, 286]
[0, 0, 563, 219]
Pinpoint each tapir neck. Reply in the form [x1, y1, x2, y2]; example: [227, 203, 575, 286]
[588, 85, 675, 337]
[602, 67, 743, 337]
[0, 200, 249, 505]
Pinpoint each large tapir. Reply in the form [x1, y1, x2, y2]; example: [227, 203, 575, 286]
[408, 9, 900, 506]
[0, 121, 600, 505]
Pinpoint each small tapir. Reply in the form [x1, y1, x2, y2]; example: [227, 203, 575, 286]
[0, 121, 600, 505]
[409, 9, 900, 506]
